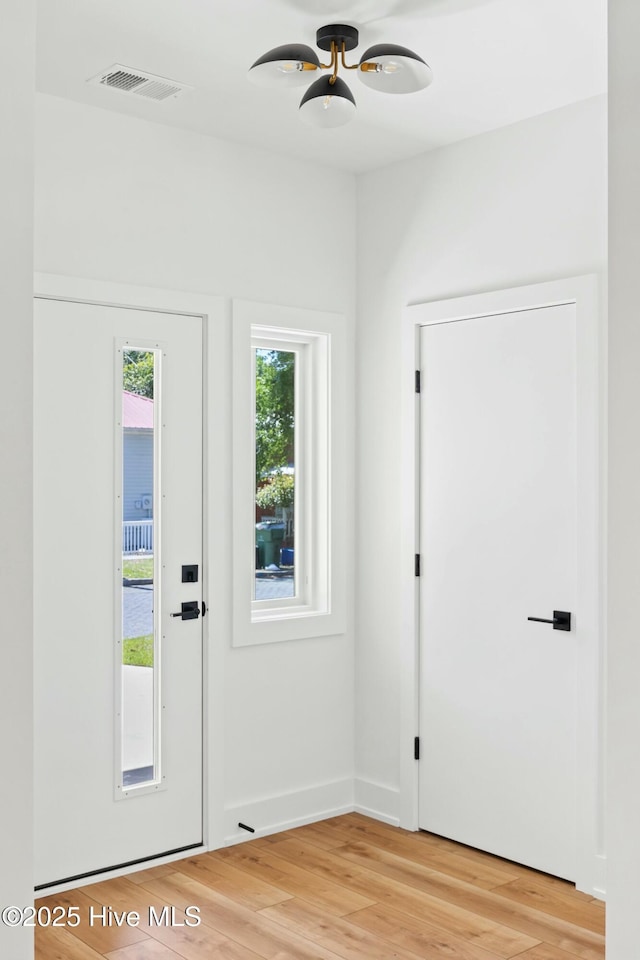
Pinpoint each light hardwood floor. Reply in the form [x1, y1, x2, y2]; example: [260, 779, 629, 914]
[35, 813, 605, 960]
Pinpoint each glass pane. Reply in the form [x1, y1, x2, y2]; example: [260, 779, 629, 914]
[121, 348, 157, 787]
[254, 348, 295, 601]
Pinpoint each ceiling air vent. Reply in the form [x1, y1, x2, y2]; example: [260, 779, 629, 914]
[88, 64, 191, 102]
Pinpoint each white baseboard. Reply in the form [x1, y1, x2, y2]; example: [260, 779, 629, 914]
[223, 778, 354, 846]
[354, 778, 401, 826]
[588, 854, 607, 901]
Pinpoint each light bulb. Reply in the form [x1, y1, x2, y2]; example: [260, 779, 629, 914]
[248, 44, 321, 88]
[369, 61, 401, 74]
[277, 61, 302, 74]
[359, 43, 433, 94]
[299, 75, 356, 128]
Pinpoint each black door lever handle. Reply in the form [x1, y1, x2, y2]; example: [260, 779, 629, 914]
[169, 601, 201, 621]
[527, 610, 571, 631]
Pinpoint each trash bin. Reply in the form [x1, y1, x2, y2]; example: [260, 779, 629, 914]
[280, 547, 294, 567]
[255, 520, 286, 568]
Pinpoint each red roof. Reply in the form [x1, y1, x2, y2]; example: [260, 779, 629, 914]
[123, 391, 153, 430]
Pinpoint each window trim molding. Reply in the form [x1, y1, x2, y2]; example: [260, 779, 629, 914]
[232, 299, 346, 646]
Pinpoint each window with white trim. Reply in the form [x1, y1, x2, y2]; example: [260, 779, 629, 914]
[232, 301, 346, 646]
[253, 341, 300, 606]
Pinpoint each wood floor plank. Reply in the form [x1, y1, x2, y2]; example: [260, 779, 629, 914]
[90, 879, 266, 960]
[413, 833, 597, 906]
[141, 872, 348, 960]
[262, 838, 540, 958]
[183, 943, 267, 960]
[335, 834, 516, 894]
[34, 815, 605, 960]
[35, 889, 149, 954]
[240, 834, 301, 850]
[166, 853, 293, 911]
[80, 877, 191, 935]
[254, 823, 350, 851]
[514, 945, 592, 960]
[266, 837, 604, 960]
[333, 815, 596, 905]
[346, 902, 506, 960]
[127, 865, 185, 886]
[104, 941, 186, 960]
[106, 925, 262, 960]
[152, 937, 265, 960]
[259, 897, 432, 960]
[333, 839, 605, 959]
[315, 816, 521, 889]
[126, 909, 234, 959]
[265, 897, 463, 960]
[493, 879, 605, 935]
[210, 843, 376, 916]
[35, 925, 107, 960]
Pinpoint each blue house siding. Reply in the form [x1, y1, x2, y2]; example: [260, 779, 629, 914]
[123, 430, 153, 522]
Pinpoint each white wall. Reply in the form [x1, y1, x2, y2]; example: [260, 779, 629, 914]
[35, 94, 356, 843]
[0, 3, 35, 958]
[355, 96, 607, 819]
[607, 2, 640, 954]
[36, 95, 356, 312]
[32, 80, 615, 914]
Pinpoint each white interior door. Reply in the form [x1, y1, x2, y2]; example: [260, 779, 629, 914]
[34, 298, 203, 887]
[418, 304, 578, 881]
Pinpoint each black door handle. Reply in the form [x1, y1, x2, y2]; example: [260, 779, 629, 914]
[169, 601, 201, 621]
[527, 610, 571, 632]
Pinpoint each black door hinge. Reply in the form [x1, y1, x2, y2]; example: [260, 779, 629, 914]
[415, 554, 420, 577]
[415, 370, 421, 393]
[414, 736, 420, 760]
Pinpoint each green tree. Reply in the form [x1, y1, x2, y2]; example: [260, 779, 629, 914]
[123, 350, 154, 398]
[255, 472, 294, 509]
[255, 349, 294, 482]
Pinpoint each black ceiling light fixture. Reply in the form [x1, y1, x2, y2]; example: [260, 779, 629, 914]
[249, 23, 432, 128]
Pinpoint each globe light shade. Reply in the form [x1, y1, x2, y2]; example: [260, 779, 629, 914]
[359, 43, 433, 94]
[299, 75, 356, 128]
[248, 44, 321, 87]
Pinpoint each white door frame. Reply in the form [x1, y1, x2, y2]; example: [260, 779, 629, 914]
[34, 273, 228, 874]
[400, 275, 605, 897]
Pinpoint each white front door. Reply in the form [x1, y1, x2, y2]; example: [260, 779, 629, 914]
[34, 298, 203, 887]
[418, 304, 578, 880]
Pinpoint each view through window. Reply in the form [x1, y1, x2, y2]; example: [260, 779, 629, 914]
[120, 348, 158, 789]
[254, 347, 296, 602]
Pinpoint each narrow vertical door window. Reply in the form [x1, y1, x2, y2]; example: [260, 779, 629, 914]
[118, 347, 160, 791]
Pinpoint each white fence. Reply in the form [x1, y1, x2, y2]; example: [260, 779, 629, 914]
[123, 520, 153, 554]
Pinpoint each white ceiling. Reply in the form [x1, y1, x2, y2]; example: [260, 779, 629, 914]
[36, 0, 607, 173]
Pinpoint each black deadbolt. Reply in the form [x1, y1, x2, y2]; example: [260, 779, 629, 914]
[182, 564, 199, 584]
